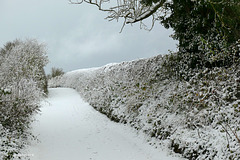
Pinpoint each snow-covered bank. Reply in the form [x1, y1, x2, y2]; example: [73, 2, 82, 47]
[49, 54, 240, 159]
[25, 88, 184, 160]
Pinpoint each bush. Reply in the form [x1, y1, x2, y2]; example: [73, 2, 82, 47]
[0, 39, 48, 159]
[47, 67, 65, 79]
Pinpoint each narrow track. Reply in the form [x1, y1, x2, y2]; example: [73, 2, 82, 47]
[26, 88, 183, 160]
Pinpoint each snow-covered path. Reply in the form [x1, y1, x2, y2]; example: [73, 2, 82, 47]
[27, 88, 183, 160]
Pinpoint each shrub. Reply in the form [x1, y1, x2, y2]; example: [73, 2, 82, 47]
[0, 39, 48, 159]
[47, 67, 65, 79]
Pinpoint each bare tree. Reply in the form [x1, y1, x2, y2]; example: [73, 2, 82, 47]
[69, 0, 167, 31]
[48, 67, 65, 79]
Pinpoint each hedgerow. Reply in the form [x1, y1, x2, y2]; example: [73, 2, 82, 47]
[0, 39, 48, 160]
[49, 39, 240, 159]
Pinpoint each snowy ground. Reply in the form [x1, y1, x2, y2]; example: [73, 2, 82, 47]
[24, 88, 184, 160]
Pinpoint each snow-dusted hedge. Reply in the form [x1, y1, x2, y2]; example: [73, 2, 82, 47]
[49, 53, 240, 159]
[0, 39, 48, 160]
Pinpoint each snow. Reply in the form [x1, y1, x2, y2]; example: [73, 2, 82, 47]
[25, 88, 184, 160]
[48, 54, 240, 159]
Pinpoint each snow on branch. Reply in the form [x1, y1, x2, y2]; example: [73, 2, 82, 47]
[69, 0, 167, 29]
[126, 0, 166, 24]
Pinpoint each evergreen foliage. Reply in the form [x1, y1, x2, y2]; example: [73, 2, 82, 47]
[160, 0, 240, 68]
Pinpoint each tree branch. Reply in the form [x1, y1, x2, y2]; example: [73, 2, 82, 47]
[69, 0, 167, 30]
[126, 0, 166, 24]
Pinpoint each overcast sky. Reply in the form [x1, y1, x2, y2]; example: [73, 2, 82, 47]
[0, 0, 178, 74]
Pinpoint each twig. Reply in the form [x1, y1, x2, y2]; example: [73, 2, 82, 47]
[220, 123, 231, 149]
[126, 0, 166, 24]
[227, 124, 240, 144]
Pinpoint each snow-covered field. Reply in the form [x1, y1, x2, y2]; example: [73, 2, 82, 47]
[25, 88, 184, 160]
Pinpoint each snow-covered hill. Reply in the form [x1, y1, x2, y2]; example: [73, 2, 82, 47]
[49, 54, 240, 159]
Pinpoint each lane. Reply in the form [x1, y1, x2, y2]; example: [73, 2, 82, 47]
[26, 88, 183, 160]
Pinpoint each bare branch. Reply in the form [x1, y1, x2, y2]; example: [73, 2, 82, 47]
[126, 0, 166, 24]
[69, 0, 167, 30]
[120, 17, 127, 33]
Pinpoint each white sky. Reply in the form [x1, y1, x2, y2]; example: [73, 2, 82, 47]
[0, 0, 178, 74]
